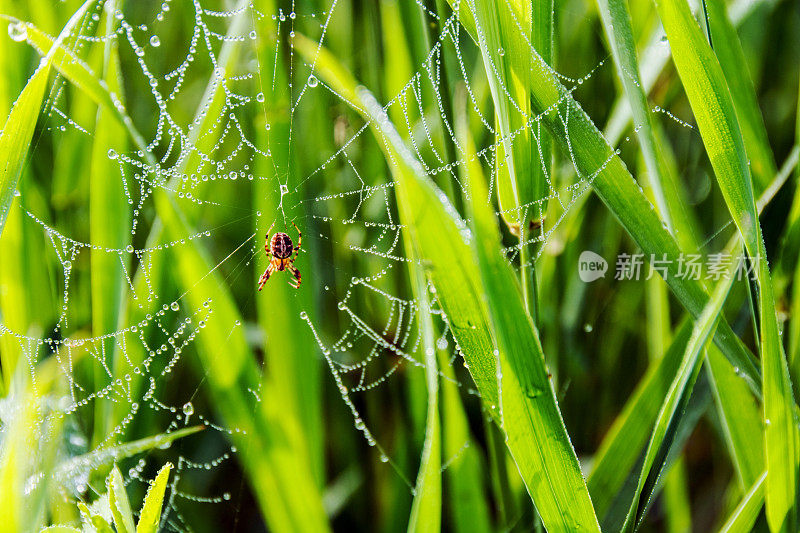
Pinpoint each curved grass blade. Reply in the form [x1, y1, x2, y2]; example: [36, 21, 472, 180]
[6, 16, 150, 154]
[0, 58, 49, 236]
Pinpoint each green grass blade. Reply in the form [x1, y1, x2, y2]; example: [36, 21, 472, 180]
[90, 2, 131, 441]
[465, 131, 600, 531]
[655, 0, 798, 527]
[595, 0, 672, 229]
[136, 462, 172, 533]
[719, 471, 767, 533]
[438, 350, 492, 533]
[406, 252, 442, 533]
[622, 255, 739, 530]
[470, 0, 538, 230]
[705, 0, 776, 190]
[0, 60, 49, 235]
[706, 344, 764, 489]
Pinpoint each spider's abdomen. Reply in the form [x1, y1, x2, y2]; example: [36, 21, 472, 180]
[271, 232, 293, 259]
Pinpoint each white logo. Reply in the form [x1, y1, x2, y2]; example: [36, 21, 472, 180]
[578, 250, 607, 282]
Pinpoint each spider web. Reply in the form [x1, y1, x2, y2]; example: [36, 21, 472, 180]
[0, 0, 694, 529]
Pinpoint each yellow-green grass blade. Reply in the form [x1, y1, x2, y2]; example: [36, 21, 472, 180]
[465, 126, 600, 531]
[655, 0, 797, 528]
[595, 0, 673, 230]
[158, 192, 330, 533]
[90, 2, 131, 441]
[719, 471, 767, 533]
[470, 0, 538, 232]
[705, 0, 776, 191]
[446, 0, 760, 395]
[406, 246, 442, 533]
[622, 254, 739, 531]
[0, 379, 43, 530]
[136, 462, 172, 533]
[0, 178, 56, 392]
[0, 55, 50, 236]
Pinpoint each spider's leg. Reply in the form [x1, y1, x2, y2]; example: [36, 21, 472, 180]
[258, 263, 275, 291]
[291, 221, 301, 251]
[265, 222, 275, 252]
[288, 264, 301, 288]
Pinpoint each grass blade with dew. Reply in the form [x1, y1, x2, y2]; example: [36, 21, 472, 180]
[89, 0, 132, 442]
[602, 0, 773, 158]
[705, 0, 776, 191]
[465, 123, 601, 531]
[446, 0, 761, 396]
[469, 0, 547, 317]
[108, 465, 135, 533]
[593, 151, 795, 526]
[135, 462, 172, 533]
[406, 245, 442, 533]
[655, 0, 798, 527]
[595, 0, 673, 232]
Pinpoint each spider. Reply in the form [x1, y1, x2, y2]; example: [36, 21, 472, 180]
[258, 221, 302, 290]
